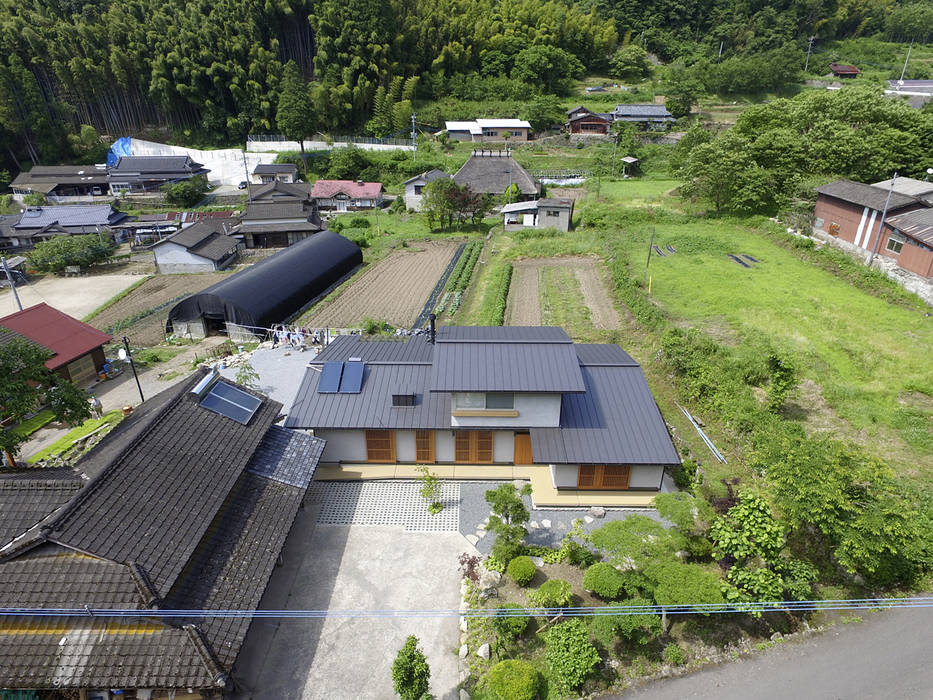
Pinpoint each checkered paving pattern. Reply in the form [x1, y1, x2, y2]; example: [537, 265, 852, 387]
[307, 481, 460, 532]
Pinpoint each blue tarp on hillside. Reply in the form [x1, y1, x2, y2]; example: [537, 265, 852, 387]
[106, 136, 133, 167]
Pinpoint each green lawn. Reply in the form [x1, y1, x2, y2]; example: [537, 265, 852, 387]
[609, 217, 933, 474]
[27, 410, 124, 464]
[9, 410, 55, 439]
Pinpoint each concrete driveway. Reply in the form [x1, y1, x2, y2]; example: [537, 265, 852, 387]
[233, 499, 469, 700]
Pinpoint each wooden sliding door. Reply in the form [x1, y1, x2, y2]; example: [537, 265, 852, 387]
[365, 430, 396, 463]
[454, 431, 494, 464]
[577, 465, 631, 490]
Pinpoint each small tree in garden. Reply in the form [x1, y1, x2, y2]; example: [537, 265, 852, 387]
[392, 635, 430, 700]
[417, 465, 443, 514]
[486, 659, 541, 700]
[486, 482, 532, 563]
[235, 361, 261, 390]
[544, 618, 600, 691]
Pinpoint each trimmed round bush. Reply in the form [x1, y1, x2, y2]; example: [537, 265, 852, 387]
[583, 562, 627, 600]
[486, 659, 542, 700]
[492, 603, 530, 641]
[507, 556, 536, 586]
[528, 578, 573, 608]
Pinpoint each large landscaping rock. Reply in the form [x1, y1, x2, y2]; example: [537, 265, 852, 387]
[476, 643, 491, 660]
[588, 506, 606, 518]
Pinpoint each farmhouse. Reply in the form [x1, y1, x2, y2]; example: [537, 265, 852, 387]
[443, 119, 532, 142]
[566, 107, 613, 134]
[829, 62, 860, 78]
[310, 179, 384, 211]
[403, 168, 451, 211]
[0, 303, 111, 385]
[285, 325, 680, 507]
[610, 104, 675, 130]
[251, 162, 298, 184]
[151, 219, 242, 273]
[107, 155, 209, 195]
[6, 204, 129, 249]
[10, 164, 109, 202]
[876, 208, 933, 279]
[453, 150, 540, 199]
[0, 368, 325, 696]
[166, 230, 362, 340]
[502, 198, 574, 232]
[813, 179, 927, 259]
[234, 181, 323, 248]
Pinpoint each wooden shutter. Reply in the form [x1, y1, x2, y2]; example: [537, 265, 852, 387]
[454, 432, 472, 463]
[365, 430, 395, 463]
[600, 465, 631, 489]
[475, 431, 493, 464]
[577, 465, 596, 488]
[415, 430, 435, 463]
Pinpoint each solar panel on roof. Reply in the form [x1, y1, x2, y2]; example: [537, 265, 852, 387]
[339, 361, 364, 393]
[199, 381, 262, 424]
[318, 361, 344, 393]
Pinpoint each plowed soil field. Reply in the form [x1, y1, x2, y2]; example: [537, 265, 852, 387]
[88, 272, 231, 346]
[506, 256, 620, 330]
[303, 241, 460, 328]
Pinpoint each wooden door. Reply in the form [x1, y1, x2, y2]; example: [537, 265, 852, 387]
[514, 433, 533, 465]
[577, 465, 631, 490]
[415, 430, 435, 463]
[454, 431, 494, 464]
[365, 430, 395, 463]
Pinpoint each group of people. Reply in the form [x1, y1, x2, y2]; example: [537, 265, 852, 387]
[269, 324, 324, 350]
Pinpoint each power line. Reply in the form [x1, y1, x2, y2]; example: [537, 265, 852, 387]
[2, 597, 931, 620]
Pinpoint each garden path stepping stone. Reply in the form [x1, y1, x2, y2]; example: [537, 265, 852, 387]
[541, 519, 551, 528]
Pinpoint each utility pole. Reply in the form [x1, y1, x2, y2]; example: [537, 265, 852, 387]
[241, 151, 252, 202]
[120, 336, 145, 403]
[1, 257, 22, 311]
[805, 36, 815, 72]
[718, 41, 724, 60]
[899, 41, 913, 83]
[411, 112, 417, 162]
[868, 174, 897, 268]
[644, 228, 656, 283]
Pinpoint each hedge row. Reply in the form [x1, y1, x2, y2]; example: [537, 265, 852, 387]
[476, 262, 513, 326]
[446, 240, 482, 293]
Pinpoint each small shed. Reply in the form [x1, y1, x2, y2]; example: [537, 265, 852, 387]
[166, 230, 362, 340]
[829, 62, 860, 78]
[619, 156, 640, 177]
[502, 199, 574, 232]
[151, 220, 241, 273]
[403, 169, 450, 211]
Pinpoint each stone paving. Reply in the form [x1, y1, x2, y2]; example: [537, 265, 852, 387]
[307, 480, 461, 532]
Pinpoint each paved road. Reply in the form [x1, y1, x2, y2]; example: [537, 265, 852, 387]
[608, 606, 933, 700]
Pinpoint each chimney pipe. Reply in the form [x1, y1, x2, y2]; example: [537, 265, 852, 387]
[429, 313, 436, 344]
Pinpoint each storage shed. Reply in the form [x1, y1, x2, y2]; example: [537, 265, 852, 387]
[166, 230, 361, 340]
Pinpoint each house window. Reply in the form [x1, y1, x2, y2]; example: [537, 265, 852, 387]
[454, 393, 513, 409]
[415, 430, 435, 463]
[577, 465, 631, 490]
[545, 210, 561, 217]
[365, 430, 395, 463]
[392, 393, 416, 407]
[886, 232, 906, 254]
[414, 185, 424, 195]
[454, 431, 494, 464]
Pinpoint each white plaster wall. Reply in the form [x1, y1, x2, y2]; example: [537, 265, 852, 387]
[435, 431, 455, 462]
[154, 242, 212, 267]
[396, 430, 416, 462]
[550, 464, 578, 488]
[314, 429, 367, 463]
[450, 393, 562, 428]
[630, 465, 663, 489]
[493, 431, 514, 462]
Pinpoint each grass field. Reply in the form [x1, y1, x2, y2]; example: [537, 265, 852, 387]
[28, 410, 124, 464]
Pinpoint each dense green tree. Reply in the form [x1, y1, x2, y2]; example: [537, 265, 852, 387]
[276, 60, 316, 156]
[0, 338, 92, 464]
[513, 45, 585, 95]
[27, 234, 113, 273]
[522, 95, 565, 133]
[609, 45, 650, 82]
[391, 635, 430, 700]
[162, 174, 210, 207]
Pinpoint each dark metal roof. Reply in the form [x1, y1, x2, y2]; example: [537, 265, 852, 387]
[453, 153, 539, 196]
[816, 179, 919, 212]
[286, 364, 450, 429]
[11, 165, 109, 187]
[311, 334, 434, 364]
[436, 326, 571, 343]
[43, 375, 283, 596]
[531, 365, 680, 465]
[109, 155, 206, 176]
[247, 181, 312, 201]
[887, 208, 933, 246]
[574, 343, 638, 366]
[253, 163, 298, 174]
[431, 340, 585, 392]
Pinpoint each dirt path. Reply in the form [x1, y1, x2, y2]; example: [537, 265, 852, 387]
[506, 256, 619, 330]
[505, 264, 541, 325]
[304, 241, 459, 328]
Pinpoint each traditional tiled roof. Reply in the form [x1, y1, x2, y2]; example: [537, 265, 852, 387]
[310, 179, 383, 199]
[0, 472, 83, 547]
[611, 104, 674, 120]
[403, 169, 450, 186]
[253, 163, 298, 174]
[13, 204, 128, 230]
[0, 303, 111, 371]
[109, 155, 206, 175]
[154, 220, 240, 262]
[453, 152, 539, 196]
[248, 180, 312, 201]
[0, 370, 326, 691]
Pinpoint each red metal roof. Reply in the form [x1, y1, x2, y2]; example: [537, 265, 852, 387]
[0, 303, 111, 370]
[829, 62, 860, 75]
[310, 179, 383, 199]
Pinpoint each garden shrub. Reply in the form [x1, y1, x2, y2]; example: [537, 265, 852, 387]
[476, 261, 513, 325]
[544, 619, 600, 690]
[671, 458, 698, 490]
[663, 643, 687, 665]
[492, 603, 530, 642]
[391, 635, 431, 700]
[525, 545, 563, 564]
[528, 579, 572, 609]
[486, 659, 541, 700]
[583, 563, 627, 600]
[507, 556, 536, 587]
[588, 597, 661, 650]
[347, 215, 371, 228]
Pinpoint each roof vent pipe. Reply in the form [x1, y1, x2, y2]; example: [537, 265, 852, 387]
[429, 313, 436, 344]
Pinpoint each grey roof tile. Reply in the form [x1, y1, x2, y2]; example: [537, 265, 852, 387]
[0, 475, 83, 547]
[245, 425, 324, 488]
[13, 205, 128, 230]
[311, 334, 434, 364]
[612, 104, 675, 119]
[816, 179, 919, 212]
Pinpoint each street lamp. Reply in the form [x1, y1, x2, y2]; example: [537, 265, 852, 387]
[118, 336, 145, 403]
